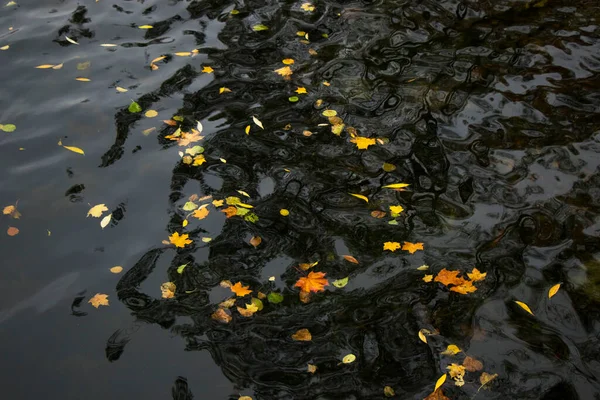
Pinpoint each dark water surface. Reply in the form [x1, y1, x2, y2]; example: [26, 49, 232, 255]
[2, 0, 600, 398]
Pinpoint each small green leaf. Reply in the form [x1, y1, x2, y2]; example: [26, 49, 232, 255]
[333, 277, 349, 288]
[186, 145, 204, 156]
[177, 264, 188, 274]
[244, 212, 259, 223]
[128, 101, 142, 113]
[0, 124, 16, 132]
[288, 96, 299, 102]
[251, 297, 264, 311]
[173, 115, 184, 122]
[182, 201, 198, 211]
[388, 220, 398, 225]
[76, 61, 91, 70]
[235, 206, 250, 216]
[267, 292, 284, 304]
[252, 24, 269, 31]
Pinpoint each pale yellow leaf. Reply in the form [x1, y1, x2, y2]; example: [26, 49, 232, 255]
[174, 52, 191, 56]
[116, 86, 128, 92]
[75, 77, 91, 82]
[100, 213, 112, 229]
[145, 110, 158, 118]
[252, 116, 264, 129]
[52, 63, 63, 70]
[65, 36, 79, 45]
[87, 204, 108, 218]
[382, 183, 410, 189]
[110, 266, 123, 274]
[138, 25, 153, 29]
[342, 354, 356, 364]
[100, 43, 118, 47]
[35, 64, 55, 69]
[0, 45, 9, 50]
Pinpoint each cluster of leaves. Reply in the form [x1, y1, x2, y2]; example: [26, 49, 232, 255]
[421, 267, 487, 295]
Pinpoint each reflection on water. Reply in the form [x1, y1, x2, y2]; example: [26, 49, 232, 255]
[1, 0, 600, 398]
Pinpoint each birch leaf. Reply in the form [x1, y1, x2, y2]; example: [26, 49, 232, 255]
[434, 374, 446, 391]
[252, 116, 264, 129]
[332, 277, 348, 288]
[100, 213, 112, 229]
[65, 36, 79, 45]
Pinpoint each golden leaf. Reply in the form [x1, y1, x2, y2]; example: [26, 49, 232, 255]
[211, 308, 231, 323]
[434, 373, 446, 392]
[515, 300, 534, 315]
[449, 281, 477, 294]
[192, 207, 209, 220]
[441, 344, 461, 355]
[161, 282, 176, 298]
[177, 131, 203, 146]
[174, 52, 191, 56]
[418, 329, 427, 343]
[250, 236, 262, 247]
[383, 386, 395, 397]
[230, 281, 252, 297]
[447, 363, 466, 386]
[295, 271, 329, 293]
[383, 241, 401, 252]
[463, 356, 483, 372]
[169, 232, 193, 248]
[192, 155, 206, 166]
[280, 209, 290, 216]
[75, 77, 90, 82]
[402, 241, 424, 254]
[548, 283, 561, 299]
[202, 66, 214, 73]
[282, 58, 295, 65]
[301, 3, 315, 11]
[110, 266, 123, 274]
[467, 267, 487, 282]
[145, 110, 158, 118]
[87, 204, 108, 218]
[349, 193, 368, 202]
[138, 25, 153, 29]
[434, 269, 466, 287]
[274, 66, 293, 78]
[88, 293, 109, 308]
[350, 136, 376, 150]
[307, 364, 317, 374]
[295, 87, 307, 94]
[212, 199, 224, 207]
[245, 125, 251, 134]
[237, 303, 258, 317]
[423, 274, 433, 282]
[63, 145, 85, 155]
[342, 354, 356, 364]
[35, 64, 55, 69]
[389, 205, 404, 217]
[219, 87, 231, 94]
[291, 328, 312, 341]
[382, 183, 410, 189]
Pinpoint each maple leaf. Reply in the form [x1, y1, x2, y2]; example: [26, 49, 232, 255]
[221, 206, 238, 218]
[389, 205, 404, 217]
[230, 281, 252, 297]
[350, 136, 376, 150]
[212, 199, 224, 207]
[178, 131, 203, 146]
[192, 207, 209, 220]
[88, 293, 109, 308]
[295, 87, 307, 94]
[291, 328, 312, 341]
[383, 241, 401, 251]
[274, 66, 293, 78]
[434, 269, 466, 286]
[450, 281, 477, 294]
[237, 303, 258, 317]
[467, 267, 487, 282]
[87, 204, 108, 218]
[169, 232, 193, 248]
[295, 271, 329, 293]
[402, 241, 424, 254]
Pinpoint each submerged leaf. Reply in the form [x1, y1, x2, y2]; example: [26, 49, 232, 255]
[291, 328, 312, 341]
[211, 308, 231, 323]
[267, 292, 284, 304]
[463, 356, 483, 372]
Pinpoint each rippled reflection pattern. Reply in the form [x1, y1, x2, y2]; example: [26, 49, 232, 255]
[102, 0, 600, 398]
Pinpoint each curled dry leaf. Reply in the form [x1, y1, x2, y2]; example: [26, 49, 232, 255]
[89, 293, 109, 308]
[291, 328, 312, 341]
[211, 308, 231, 323]
[161, 282, 176, 299]
[219, 298, 236, 309]
[447, 363, 466, 386]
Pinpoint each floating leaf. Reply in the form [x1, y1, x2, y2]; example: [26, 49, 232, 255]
[424, 389, 450, 400]
[89, 293, 109, 308]
[87, 204, 108, 218]
[342, 354, 356, 364]
[230, 281, 252, 297]
[211, 308, 231, 323]
[295, 271, 329, 293]
[169, 232, 193, 248]
[307, 364, 317, 374]
[291, 328, 312, 341]
[441, 345, 461, 355]
[282, 58, 295, 65]
[63, 145, 85, 155]
[343, 255, 359, 264]
[182, 201, 198, 211]
[322, 109, 337, 117]
[250, 236, 262, 247]
[288, 96, 299, 102]
[349, 193, 368, 203]
[382, 162, 396, 172]
[110, 266, 123, 274]
[280, 209, 289, 216]
[389, 205, 404, 217]
[515, 300, 534, 315]
[434, 269, 465, 287]
[128, 101, 142, 113]
[383, 386, 395, 397]
[548, 283, 561, 299]
[145, 110, 158, 118]
[449, 281, 477, 294]
[423, 275, 433, 282]
[479, 372, 498, 387]
[333, 277, 349, 288]
[382, 183, 410, 189]
[7, 226, 19, 236]
[467, 268, 487, 282]
[3, 205, 20, 218]
[267, 292, 284, 304]
[252, 24, 269, 31]
[274, 66, 293, 78]
[116, 86, 128, 93]
[301, 3, 315, 12]
[138, 25, 153, 29]
[100, 213, 112, 229]
[252, 116, 264, 129]
[418, 329, 427, 343]
[65, 36, 79, 45]
[100, 43, 118, 47]
[142, 127, 156, 136]
[383, 242, 401, 252]
[418, 264, 430, 271]
[0, 45, 9, 50]
[371, 210, 386, 218]
[192, 207, 209, 220]
[161, 282, 176, 298]
[447, 364, 466, 386]
[295, 87, 307, 94]
[350, 136, 376, 150]
[174, 52, 191, 57]
[202, 66, 214, 73]
[463, 356, 483, 372]
[0, 124, 16, 132]
[76, 61, 90, 70]
[402, 241, 424, 254]
[35, 64, 55, 69]
[237, 302, 258, 317]
[434, 373, 447, 391]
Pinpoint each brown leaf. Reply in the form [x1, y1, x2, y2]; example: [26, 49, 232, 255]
[250, 236, 262, 247]
[161, 282, 176, 298]
[370, 210, 386, 218]
[479, 372, 498, 387]
[343, 255, 359, 264]
[463, 356, 483, 372]
[299, 291, 311, 303]
[291, 328, 312, 341]
[211, 308, 232, 323]
[424, 389, 450, 400]
[7, 226, 19, 236]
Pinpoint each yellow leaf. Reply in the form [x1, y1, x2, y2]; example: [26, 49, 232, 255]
[35, 64, 55, 69]
[422, 274, 433, 282]
[383, 386, 395, 397]
[349, 193, 368, 203]
[350, 136, 376, 150]
[467, 267, 487, 282]
[116, 86, 128, 92]
[169, 232, 193, 248]
[219, 87, 231, 94]
[87, 204, 108, 218]
[301, 2, 315, 11]
[65, 36, 79, 45]
[237, 303, 258, 317]
[323, 81, 331, 86]
[382, 183, 410, 189]
[174, 52, 191, 56]
[307, 364, 317, 374]
[145, 110, 158, 118]
[291, 328, 312, 341]
[383, 241, 401, 252]
[202, 66, 214, 73]
[296, 31, 306, 37]
[282, 58, 295, 65]
[245, 125, 250, 135]
[418, 329, 427, 343]
[434, 374, 446, 391]
[88, 293, 109, 308]
[110, 266, 123, 274]
[342, 354, 356, 364]
[239, 396, 253, 400]
[274, 66, 293, 78]
[212, 199, 224, 207]
[182, 219, 188, 227]
[295, 87, 307, 94]
[331, 123, 344, 135]
[63, 145, 85, 155]
[280, 209, 289, 216]
[138, 25, 153, 29]
[52, 63, 63, 70]
[417, 264, 429, 271]
[447, 364, 466, 386]
[100, 43, 118, 47]
[382, 162, 396, 172]
[322, 109, 337, 117]
[252, 116, 264, 129]
[389, 205, 404, 217]
[0, 45, 9, 50]
[548, 283, 561, 299]
[75, 77, 91, 82]
[441, 345, 461, 355]
[151, 56, 166, 64]
[100, 213, 112, 229]
[402, 241, 424, 254]
[515, 300, 534, 315]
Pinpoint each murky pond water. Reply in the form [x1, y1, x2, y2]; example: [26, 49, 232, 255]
[2, 0, 600, 398]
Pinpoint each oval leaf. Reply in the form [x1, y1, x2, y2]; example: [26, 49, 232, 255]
[267, 292, 284, 304]
[434, 373, 447, 392]
[63, 145, 85, 155]
[100, 213, 112, 229]
[252, 116, 264, 129]
[332, 277, 349, 288]
[342, 354, 356, 364]
[349, 193, 368, 203]
[548, 283, 561, 299]
[514, 300, 534, 315]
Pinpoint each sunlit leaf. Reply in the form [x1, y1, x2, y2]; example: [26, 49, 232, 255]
[331, 123, 344, 135]
[389, 205, 404, 217]
[3, 205, 20, 219]
[145, 110, 158, 118]
[342, 354, 356, 364]
[219, 87, 231, 94]
[35, 64, 55, 69]
[192, 207, 209, 220]
[548, 283, 561, 299]
[383, 241, 401, 252]
[169, 232, 193, 248]
[418, 329, 427, 343]
[182, 201, 198, 211]
[423, 274, 433, 282]
[0, 124, 16, 132]
[295, 271, 329, 293]
[202, 66, 214, 73]
[449, 281, 477, 294]
[237, 302, 258, 317]
[252, 116, 264, 129]
[100, 213, 112, 229]
[332, 277, 349, 288]
[274, 66, 293, 78]
[110, 266, 123, 274]
[307, 364, 317, 374]
[467, 267, 487, 282]
[252, 24, 269, 31]
[301, 2, 315, 11]
[434, 373, 447, 391]
[128, 101, 142, 113]
[75, 77, 90, 82]
[382, 183, 410, 189]
[441, 345, 461, 355]
[282, 58, 295, 65]
[299, 261, 318, 270]
[402, 241, 424, 254]
[52, 63, 63, 69]
[88, 293, 109, 308]
[0, 45, 9, 50]
[350, 136, 376, 150]
[230, 281, 252, 297]
[295, 87, 307, 94]
[87, 204, 108, 218]
[349, 193, 368, 203]
[221, 206, 237, 218]
[63, 145, 85, 155]
[116, 86, 128, 93]
[100, 43, 118, 47]
[150, 56, 166, 64]
[514, 300, 534, 315]
[291, 328, 312, 341]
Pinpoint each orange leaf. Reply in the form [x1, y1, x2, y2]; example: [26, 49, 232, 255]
[178, 131, 203, 146]
[383, 241, 401, 251]
[88, 293, 109, 308]
[402, 241, 424, 254]
[371, 210, 386, 218]
[295, 271, 329, 293]
[7, 226, 19, 236]
[163, 119, 178, 126]
[450, 281, 478, 294]
[343, 255, 359, 264]
[192, 207, 209, 220]
[211, 308, 232, 323]
[467, 267, 487, 282]
[169, 232, 193, 248]
[221, 206, 238, 218]
[350, 136, 376, 150]
[434, 269, 466, 287]
[291, 328, 312, 341]
[250, 236, 262, 247]
[230, 281, 252, 297]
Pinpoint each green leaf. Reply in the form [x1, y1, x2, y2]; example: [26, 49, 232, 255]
[244, 212, 259, 223]
[388, 220, 398, 225]
[177, 264, 188, 274]
[182, 201, 198, 211]
[267, 292, 284, 304]
[186, 145, 204, 156]
[128, 101, 142, 113]
[251, 297, 264, 311]
[252, 24, 269, 31]
[235, 206, 249, 216]
[173, 115, 184, 122]
[288, 96, 299, 102]
[0, 124, 16, 132]
[333, 277, 349, 288]
[76, 61, 91, 70]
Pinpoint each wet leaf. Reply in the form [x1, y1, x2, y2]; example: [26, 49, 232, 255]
[182, 219, 189, 227]
[110, 266, 123, 274]
[402, 241, 424, 254]
[422, 275, 433, 282]
[288, 96, 299, 102]
[307, 364, 317, 374]
[342, 354, 356, 364]
[221, 206, 237, 218]
[441, 344, 461, 355]
[349, 193, 368, 203]
[252, 116, 264, 129]
[169, 232, 193, 248]
[295, 271, 329, 293]
[479, 372, 498, 387]
[237, 302, 258, 317]
[145, 110, 158, 118]
[219, 298, 236, 308]
[7, 226, 19, 236]
[202, 66, 214, 73]
[434, 269, 465, 286]
[418, 329, 427, 343]
[322, 109, 337, 117]
[252, 24, 269, 31]
[282, 58, 295, 65]
[424, 389, 449, 400]
[274, 66, 293, 78]
[389, 205, 404, 217]
[383, 386, 395, 397]
[161, 282, 176, 298]
[383, 241, 401, 252]
[548, 283, 561, 299]
[434, 373, 447, 392]
[515, 300, 534, 315]
[0, 124, 16, 132]
[350, 136, 376, 150]
[219, 87, 231, 94]
[295, 87, 307, 94]
[3, 205, 21, 218]
[211, 308, 231, 323]
[138, 25, 153, 29]
[280, 208, 289, 216]
[100, 213, 112, 229]
[176, 263, 188, 274]
[467, 267, 487, 282]
[53, 63, 64, 69]
[116, 86, 128, 93]
[449, 281, 477, 294]
[332, 277, 349, 288]
[417, 264, 429, 271]
[89, 293, 109, 308]
[267, 292, 284, 304]
[291, 328, 312, 341]
[463, 356, 483, 372]
[331, 123, 344, 135]
[382, 183, 410, 189]
[371, 210, 386, 218]
[212, 199, 224, 207]
[63, 145, 85, 155]
[100, 43, 118, 47]
[299, 261, 318, 270]
[35, 64, 55, 69]
[192, 207, 209, 220]
[382, 162, 396, 172]
[343, 255, 359, 264]
[250, 236, 262, 247]
[182, 201, 197, 211]
[230, 282, 252, 297]
[87, 204, 108, 218]
[174, 52, 191, 57]
[447, 363, 466, 386]
[128, 101, 142, 113]
[238, 397, 252, 400]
